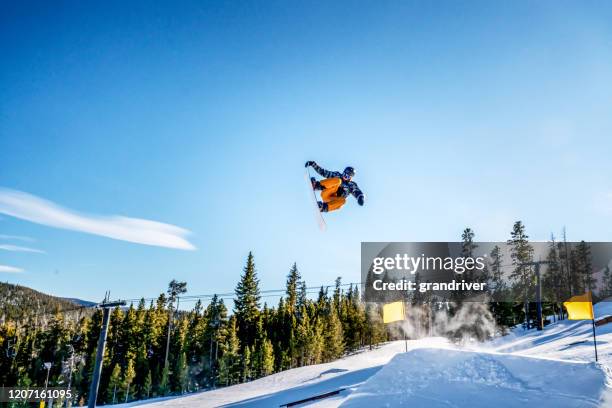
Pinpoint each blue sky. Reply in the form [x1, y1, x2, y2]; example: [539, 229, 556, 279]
[1, 1, 612, 305]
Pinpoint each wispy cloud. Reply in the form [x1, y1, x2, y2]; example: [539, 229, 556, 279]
[0, 234, 35, 242]
[0, 244, 45, 254]
[0, 188, 195, 250]
[0, 265, 24, 273]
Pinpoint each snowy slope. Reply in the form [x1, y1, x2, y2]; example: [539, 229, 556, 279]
[487, 301, 612, 366]
[109, 338, 451, 408]
[109, 302, 612, 408]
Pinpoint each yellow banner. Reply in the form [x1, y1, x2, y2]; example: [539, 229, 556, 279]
[383, 301, 405, 323]
[564, 291, 594, 320]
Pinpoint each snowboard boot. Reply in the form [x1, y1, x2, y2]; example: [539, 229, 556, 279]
[317, 201, 329, 212]
[311, 177, 322, 190]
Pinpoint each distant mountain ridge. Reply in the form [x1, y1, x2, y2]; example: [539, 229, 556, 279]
[60, 297, 97, 307]
[0, 282, 95, 323]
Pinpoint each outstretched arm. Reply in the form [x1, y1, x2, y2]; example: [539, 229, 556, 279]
[305, 161, 337, 178]
[349, 182, 365, 206]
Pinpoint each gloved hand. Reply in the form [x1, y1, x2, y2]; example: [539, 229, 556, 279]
[305, 161, 316, 168]
[358, 195, 365, 206]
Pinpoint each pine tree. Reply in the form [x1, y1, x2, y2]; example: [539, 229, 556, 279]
[143, 370, 152, 399]
[575, 241, 594, 293]
[234, 252, 261, 349]
[158, 365, 170, 396]
[124, 358, 136, 403]
[108, 363, 122, 404]
[167, 315, 188, 392]
[308, 313, 324, 365]
[222, 317, 241, 385]
[542, 236, 567, 321]
[461, 228, 476, 257]
[242, 346, 251, 382]
[487, 244, 516, 328]
[260, 338, 275, 376]
[507, 221, 533, 327]
[184, 299, 205, 386]
[164, 280, 187, 375]
[316, 286, 328, 311]
[489, 245, 505, 297]
[333, 277, 342, 311]
[107, 306, 124, 370]
[133, 299, 149, 399]
[285, 263, 300, 313]
[568, 247, 582, 295]
[204, 295, 227, 388]
[364, 303, 386, 348]
[602, 266, 612, 298]
[322, 303, 344, 361]
[142, 297, 165, 396]
[249, 314, 265, 378]
[560, 227, 573, 296]
[296, 306, 311, 366]
[457, 227, 482, 301]
[345, 285, 367, 350]
[297, 281, 308, 312]
[121, 304, 139, 361]
[176, 352, 189, 393]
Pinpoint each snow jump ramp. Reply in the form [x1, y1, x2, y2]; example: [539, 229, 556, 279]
[339, 348, 608, 408]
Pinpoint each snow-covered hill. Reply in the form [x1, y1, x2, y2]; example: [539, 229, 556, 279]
[110, 302, 612, 407]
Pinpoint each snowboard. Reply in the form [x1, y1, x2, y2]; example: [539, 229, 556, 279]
[305, 169, 327, 231]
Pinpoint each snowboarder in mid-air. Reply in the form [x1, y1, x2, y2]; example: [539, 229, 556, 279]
[305, 161, 365, 212]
